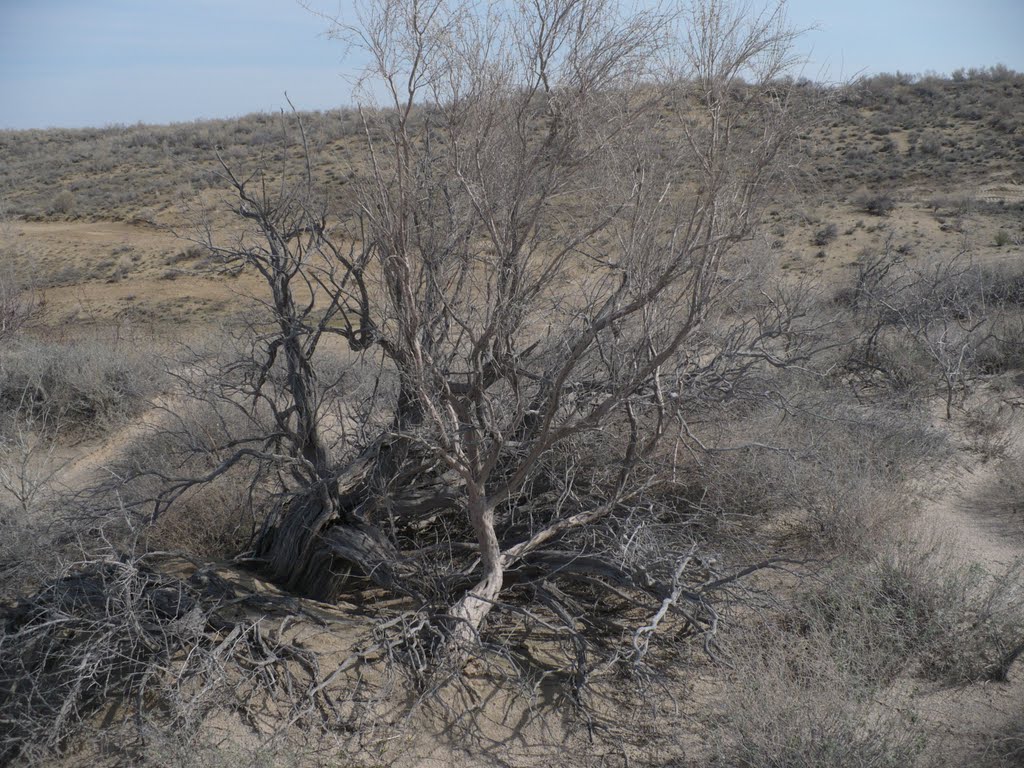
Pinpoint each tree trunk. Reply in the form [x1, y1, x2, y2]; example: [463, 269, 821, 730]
[254, 448, 401, 601]
[447, 485, 503, 649]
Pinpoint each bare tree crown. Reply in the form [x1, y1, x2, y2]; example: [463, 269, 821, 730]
[189, 0, 805, 659]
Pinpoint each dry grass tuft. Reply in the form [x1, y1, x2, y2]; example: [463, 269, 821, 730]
[706, 629, 926, 767]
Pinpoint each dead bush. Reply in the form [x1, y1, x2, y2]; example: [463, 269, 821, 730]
[803, 543, 1024, 685]
[705, 543, 1023, 765]
[0, 338, 165, 435]
[685, 397, 946, 557]
[706, 628, 926, 767]
[0, 413, 80, 600]
[0, 550, 210, 764]
[0, 546, 380, 765]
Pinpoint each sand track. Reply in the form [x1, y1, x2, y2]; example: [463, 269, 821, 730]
[907, 407, 1024, 766]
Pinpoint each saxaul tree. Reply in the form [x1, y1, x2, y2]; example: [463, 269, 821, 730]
[845, 241, 996, 418]
[178, 0, 805, 663]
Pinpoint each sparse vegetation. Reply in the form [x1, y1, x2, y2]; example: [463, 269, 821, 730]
[707, 630, 927, 768]
[805, 545, 1024, 685]
[0, 271, 36, 344]
[1, 6, 1023, 767]
[0, 336, 164, 434]
[48, 189, 75, 216]
[985, 715, 1024, 767]
[812, 222, 839, 246]
[855, 190, 897, 217]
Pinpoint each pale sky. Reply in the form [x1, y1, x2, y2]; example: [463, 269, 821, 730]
[1, 0, 1022, 130]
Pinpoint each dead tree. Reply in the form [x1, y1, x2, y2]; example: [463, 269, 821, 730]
[165, 0, 805, 666]
[847, 245, 994, 418]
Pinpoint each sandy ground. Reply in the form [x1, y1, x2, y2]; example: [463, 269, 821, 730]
[5, 215, 1024, 766]
[24, 385, 1022, 768]
[6, 209, 1022, 330]
[903, 403, 1024, 766]
[4, 219, 262, 329]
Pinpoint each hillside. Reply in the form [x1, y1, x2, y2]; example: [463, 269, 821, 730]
[2, 65, 1024, 768]
[2, 70, 1022, 222]
[2, 69, 1022, 332]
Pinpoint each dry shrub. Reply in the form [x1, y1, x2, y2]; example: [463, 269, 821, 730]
[138, 734, 354, 768]
[982, 714, 1024, 768]
[671, 445, 795, 544]
[707, 629, 925, 767]
[48, 189, 75, 216]
[850, 332, 936, 401]
[0, 270, 36, 344]
[112, 340, 382, 563]
[975, 327, 1024, 376]
[0, 545, 376, 766]
[0, 427, 80, 600]
[803, 543, 1024, 685]
[92, 395, 278, 561]
[706, 546, 1023, 765]
[144, 467, 262, 560]
[0, 511, 59, 604]
[854, 190, 896, 216]
[838, 258, 1024, 411]
[703, 534, 1022, 766]
[961, 399, 1014, 460]
[0, 425, 77, 600]
[964, 451, 1024, 541]
[687, 397, 946, 557]
[0, 338, 165, 435]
